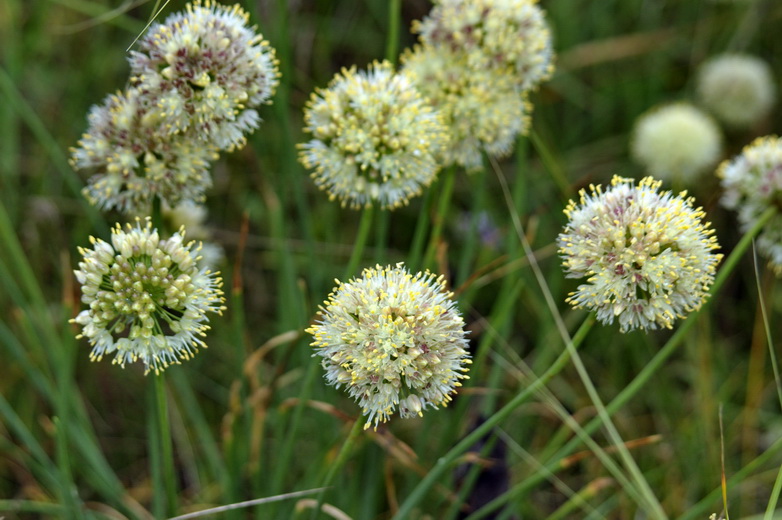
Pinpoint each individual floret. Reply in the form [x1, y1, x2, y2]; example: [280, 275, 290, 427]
[558, 176, 722, 332]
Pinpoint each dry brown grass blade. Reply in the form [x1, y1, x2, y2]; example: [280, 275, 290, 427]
[558, 28, 678, 70]
[559, 434, 663, 469]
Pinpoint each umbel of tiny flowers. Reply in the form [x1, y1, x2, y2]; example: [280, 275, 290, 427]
[401, 44, 532, 171]
[72, 218, 226, 374]
[557, 176, 722, 332]
[718, 136, 782, 274]
[630, 103, 722, 185]
[697, 53, 776, 129]
[128, 0, 280, 152]
[71, 87, 218, 215]
[413, 0, 554, 92]
[299, 61, 449, 209]
[307, 263, 471, 429]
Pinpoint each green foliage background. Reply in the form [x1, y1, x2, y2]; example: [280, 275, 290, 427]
[2, 0, 782, 518]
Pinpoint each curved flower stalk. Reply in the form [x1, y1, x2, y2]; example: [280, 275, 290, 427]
[307, 263, 471, 429]
[630, 103, 722, 184]
[719, 136, 782, 273]
[401, 44, 531, 170]
[558, 176, 722, 332]
[697, 53, 776, 129]
[299, 61, 449, 209]
[128, 0, 280, 151]
[413, 0, 554, 91]
[71, 88, 218, 214]
[72, 219, 226, 374]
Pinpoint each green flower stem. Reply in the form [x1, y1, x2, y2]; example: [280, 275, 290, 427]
[151, 196, 164, 233]
[384, 0, 402, 64]
[466, 206, 778, 519]
[764, 464, 782, 520]
[423, 166, 456, 270]
[344, 205, 374, 279]
[392, 315, 595, 520]
[529, 130, 572, 201]
[153, 373, 177, 517]
[309, 415, 367, 520]
[455, 171, 489, 287]
[269, 350, 319, 498]
[408, 189, 434, 271]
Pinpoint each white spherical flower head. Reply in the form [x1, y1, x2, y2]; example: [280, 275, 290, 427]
[71, 88, 217, 214]
[129, 0, 280, 151]
[631, 103, 722, 184]
[307, 264, 471, 429]
[558, 176, 722, 332]
[402, 44, 531, 171]
[72, 219, 226, 374]
[414, 0, 554, 91]
[299, 61, 449, 209]
[718, 136, 782, 274]
[697, 54, 776, 128]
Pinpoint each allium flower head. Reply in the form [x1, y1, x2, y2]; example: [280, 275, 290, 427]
[307, 263, 471, 429]
[299, 61, 449, 209]
[630, 103, 722, 184]
[402, 44, 531, 170]
[414, 0, 554, 91]
[129, 0, 280, 151]
[697, 53, 776, 128]
[718, 136, 782, 274]
[72, 219, 226, 374]
[558, 176, 722, 332]
[71, 88, 217, 214]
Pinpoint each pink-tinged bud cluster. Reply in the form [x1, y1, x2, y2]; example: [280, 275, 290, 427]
[718, 136, 782, 274]
[71, 1, 279, 214]
[558, 176, 722, 332]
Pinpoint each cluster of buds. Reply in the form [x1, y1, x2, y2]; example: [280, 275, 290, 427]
[71, 0, 279, 215]
[71, 1, 276, 373]
[307, 264, 471, 428]
[401, 0, 554, 170]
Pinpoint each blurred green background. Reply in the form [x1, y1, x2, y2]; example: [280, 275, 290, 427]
[2, 0, 782, 518]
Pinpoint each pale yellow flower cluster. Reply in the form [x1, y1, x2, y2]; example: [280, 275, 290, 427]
[307, 264, 471, 429]
[697, 54, 776, 128]
[299, 61, 449, 209]
[402, 0, 554, 170]
[631, 103, 722, 184]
